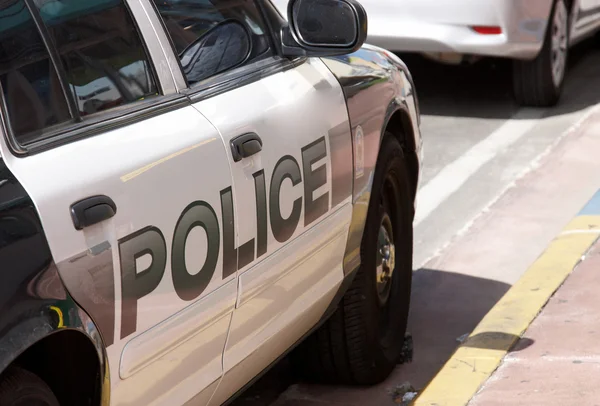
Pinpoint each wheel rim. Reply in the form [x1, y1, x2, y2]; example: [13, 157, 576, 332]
[551, 0, 568, 88]
[376, 213, 395, 306]
[376, 169, 404, 351]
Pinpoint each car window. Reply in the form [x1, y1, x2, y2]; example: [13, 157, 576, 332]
[0, 0, 73, 141]
[151, 0, 274, 85]
[32, 0, 158, 118]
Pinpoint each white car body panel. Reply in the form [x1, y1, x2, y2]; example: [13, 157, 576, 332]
[188, 55, 354, 403]
[0, 104, 236, 405]
[208, 205, 350, 405]
[190, 58, 352, 276]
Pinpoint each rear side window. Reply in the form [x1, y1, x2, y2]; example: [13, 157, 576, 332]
[0, 1, 72, 140]
[34, 0, 158, 117]
[151, 0, 274, 85]
[0, 0, 158, 146]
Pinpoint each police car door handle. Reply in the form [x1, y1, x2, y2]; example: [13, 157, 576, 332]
[70, 195, 117, 230]
[231, 132, 263, 162]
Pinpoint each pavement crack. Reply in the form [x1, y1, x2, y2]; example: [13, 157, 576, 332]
[458, 359, 476, 372]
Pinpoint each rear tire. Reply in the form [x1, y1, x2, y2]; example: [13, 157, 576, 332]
[0, 366, 59, 406]
[512, 0, 569, 107]
[292, 135, 413, 385]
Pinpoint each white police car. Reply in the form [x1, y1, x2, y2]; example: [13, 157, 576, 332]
[0, 0, 422, 405]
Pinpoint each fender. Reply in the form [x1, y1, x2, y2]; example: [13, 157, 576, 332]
[318, 47, 422, 322]
[382, 99, 416, 150]
[322, 46, 422, 279]
[0, 158, 110, 404]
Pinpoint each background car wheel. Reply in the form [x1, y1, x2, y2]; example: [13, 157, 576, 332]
[0, 366, 59, 406]
[292, 135, 413, 385]
[512, 0, 569, 107]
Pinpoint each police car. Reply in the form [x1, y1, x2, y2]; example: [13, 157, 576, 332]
[0, 0, 422, 405]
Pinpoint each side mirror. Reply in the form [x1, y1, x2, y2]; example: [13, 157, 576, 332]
[281, 0, 367, 57]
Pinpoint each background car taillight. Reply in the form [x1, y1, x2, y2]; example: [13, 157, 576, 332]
[471, 26, 503, 35]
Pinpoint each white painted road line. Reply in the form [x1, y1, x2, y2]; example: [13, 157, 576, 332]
[414, 108, 546, 226]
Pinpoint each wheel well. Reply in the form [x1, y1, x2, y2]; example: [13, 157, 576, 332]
[7, 330, 101, 406]
[385, 109, 419, 202]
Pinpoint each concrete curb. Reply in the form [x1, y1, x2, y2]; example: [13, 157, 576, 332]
[412, 190, 600, 406]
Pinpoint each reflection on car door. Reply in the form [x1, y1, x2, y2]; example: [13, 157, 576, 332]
[0, 1, 237, 405]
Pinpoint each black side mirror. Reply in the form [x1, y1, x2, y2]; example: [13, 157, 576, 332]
[281, 0, 367, 57]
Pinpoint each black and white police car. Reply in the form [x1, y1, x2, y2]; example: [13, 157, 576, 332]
[0, 0, 423, 404]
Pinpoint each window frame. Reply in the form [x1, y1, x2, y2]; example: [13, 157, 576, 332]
[0, 0, 183, 157]
[141, 0, 305, 98]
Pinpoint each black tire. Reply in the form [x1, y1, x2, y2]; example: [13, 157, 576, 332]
[0, 366, 59, 406]
[513, 0, 570, 107]
[292, 135, 413, 385]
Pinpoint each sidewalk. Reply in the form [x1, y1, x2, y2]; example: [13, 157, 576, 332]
[413, 190, 600, 406]
[469, 236, 600, 405]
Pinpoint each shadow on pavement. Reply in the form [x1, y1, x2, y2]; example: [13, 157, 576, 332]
[399, 268, 511, 388]
[233, 269, 513, 406]
[462, 332, 534, 352]
[230, 358, 296, 406]
[398, 37, 600, 120]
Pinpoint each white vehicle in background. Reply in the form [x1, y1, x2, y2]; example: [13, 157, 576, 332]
[271, 0, 600, 107]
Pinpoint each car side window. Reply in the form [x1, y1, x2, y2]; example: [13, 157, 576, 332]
[0, 1, 72, 140]
[33, 0, 158, 117]
[151, 0, 274, 85]
[0, 0, 159, 146]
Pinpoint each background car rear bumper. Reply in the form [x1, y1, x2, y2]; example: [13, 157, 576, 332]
[367, 24, 543, 60]
[359, 0, 554, 60]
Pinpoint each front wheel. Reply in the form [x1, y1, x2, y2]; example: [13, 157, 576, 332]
[292, 135, 413, 385]
[513, 0, 569, 107]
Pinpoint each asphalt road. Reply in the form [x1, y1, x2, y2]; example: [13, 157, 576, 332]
[230, 38, 600, 406]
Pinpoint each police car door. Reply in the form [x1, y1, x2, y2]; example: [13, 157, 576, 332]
[0, 1, 236, 405]
[146, 0, 355, 400]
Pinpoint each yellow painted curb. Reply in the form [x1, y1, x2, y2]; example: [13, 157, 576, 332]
[412, 213, 600, 406]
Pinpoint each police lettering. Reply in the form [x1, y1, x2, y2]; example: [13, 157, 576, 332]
[118, 137, 330, 339]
